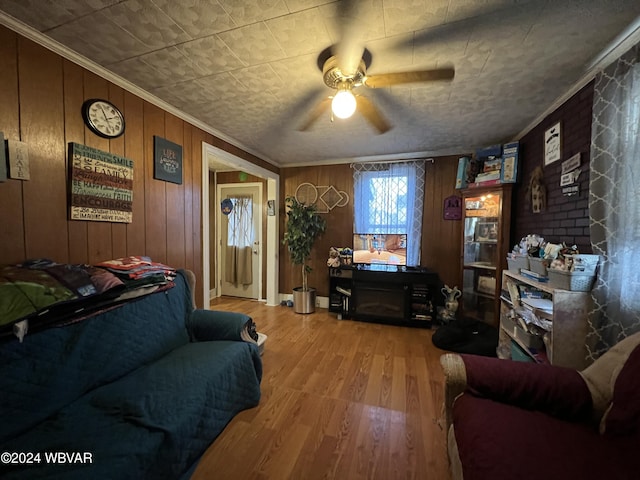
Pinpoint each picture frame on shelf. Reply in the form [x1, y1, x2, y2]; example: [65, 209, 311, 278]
[474, 221, 498, 242]
[477, 275, 497, 295]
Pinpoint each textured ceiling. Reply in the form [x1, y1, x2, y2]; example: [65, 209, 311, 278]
[0, 0, 638, 167]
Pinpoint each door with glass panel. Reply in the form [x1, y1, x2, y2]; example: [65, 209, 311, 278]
[218, 184, 261, 299]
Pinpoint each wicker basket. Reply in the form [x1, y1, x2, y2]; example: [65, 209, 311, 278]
[547, 269, 595, 291]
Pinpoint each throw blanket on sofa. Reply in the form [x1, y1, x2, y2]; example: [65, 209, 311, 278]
[0, 257, 176, 340]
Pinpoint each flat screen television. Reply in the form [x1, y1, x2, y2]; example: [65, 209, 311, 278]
[352, 233, 407, 266]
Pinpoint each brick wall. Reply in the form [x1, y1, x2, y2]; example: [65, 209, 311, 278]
[512, 81, 594, 253]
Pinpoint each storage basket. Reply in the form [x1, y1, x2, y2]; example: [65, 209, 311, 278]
[528, 257, 549, 276]
[566, 254, 600, 274]
[507, 254, 529, 273]
[547, 269, 595, 291]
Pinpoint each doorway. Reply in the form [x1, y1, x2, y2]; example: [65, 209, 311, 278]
[217, 183, 262, 299]
[201, 142, 279, 307]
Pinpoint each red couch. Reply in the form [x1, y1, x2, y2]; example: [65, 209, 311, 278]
[440, 332, 640, 480]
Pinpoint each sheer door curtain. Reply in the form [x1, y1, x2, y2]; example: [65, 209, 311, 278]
[588, 42, 640, 360]
[225, 196, 253, 286]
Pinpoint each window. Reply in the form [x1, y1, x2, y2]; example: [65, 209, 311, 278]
[353, 161, 426, 266]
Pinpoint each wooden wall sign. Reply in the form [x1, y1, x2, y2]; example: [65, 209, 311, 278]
[69, 142, 133, 223]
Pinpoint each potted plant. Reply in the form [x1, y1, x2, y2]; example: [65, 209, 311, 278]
[282, 195, 326, 313]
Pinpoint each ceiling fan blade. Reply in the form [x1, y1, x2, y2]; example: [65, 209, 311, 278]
[356, 96, 391, 134]
[364, 68, 455, 88]
[334, 0, 366, 75]
[297, 97, 332, 131]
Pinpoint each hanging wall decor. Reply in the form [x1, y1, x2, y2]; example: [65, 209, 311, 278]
[7, 140, 30, 180]
[69, 142, 133, 223]
[443, 195, 462, 220]
[153, 136, 183, 184]
[294, 182, 349, 213]
[544, 122, 561, 165]
[221, 198, 233, 215]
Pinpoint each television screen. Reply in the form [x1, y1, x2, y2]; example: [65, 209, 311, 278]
[352, 233, 407, 266]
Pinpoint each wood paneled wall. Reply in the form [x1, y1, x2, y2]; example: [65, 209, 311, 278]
[422, 155, 465, 289]
[279, 159, 462, 297]
[0, 26, 276, 308]
[280, 164, 354, 297]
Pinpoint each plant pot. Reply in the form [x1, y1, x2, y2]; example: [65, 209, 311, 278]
[293, 287, 316, 314]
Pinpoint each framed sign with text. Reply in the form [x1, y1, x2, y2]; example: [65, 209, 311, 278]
[69, 142, 133, 223]
[154, 136, 183, 184]
[544, 122, 561, 165]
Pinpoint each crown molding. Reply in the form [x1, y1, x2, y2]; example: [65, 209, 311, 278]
[514, 14, 640, 141]
[0, 12, 281, 170]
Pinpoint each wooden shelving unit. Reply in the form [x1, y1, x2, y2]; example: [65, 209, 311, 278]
[498, 270, 592, 369]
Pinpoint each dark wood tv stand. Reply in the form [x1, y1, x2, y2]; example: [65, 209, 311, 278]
[328, 265, 442, 328]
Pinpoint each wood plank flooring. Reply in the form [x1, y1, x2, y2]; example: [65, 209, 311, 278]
[191, 298, 452, 480]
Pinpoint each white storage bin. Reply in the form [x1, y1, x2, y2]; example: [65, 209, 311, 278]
[507, 254, 529, 273]
[547, 269, 595, 291]
[567, 254, 600, 274]
[529, 257, 549, 276]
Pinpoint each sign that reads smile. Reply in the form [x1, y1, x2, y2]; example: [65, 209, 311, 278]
[69, 142, 134, 223]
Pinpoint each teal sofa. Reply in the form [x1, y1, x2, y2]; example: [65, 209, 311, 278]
[0, 269, 262, 479]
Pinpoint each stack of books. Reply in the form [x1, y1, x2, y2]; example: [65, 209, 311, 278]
[472, 157, 502, 185]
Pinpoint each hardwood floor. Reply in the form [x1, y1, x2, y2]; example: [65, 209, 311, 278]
[191, 298, 452, 480]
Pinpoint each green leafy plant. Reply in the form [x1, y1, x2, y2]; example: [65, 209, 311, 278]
[282, 195, 327, 292]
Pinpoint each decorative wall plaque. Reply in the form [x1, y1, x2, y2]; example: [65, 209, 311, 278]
[154, 136, 182, 184]
[69, 142, 133, 223]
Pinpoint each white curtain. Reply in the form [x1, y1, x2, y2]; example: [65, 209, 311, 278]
[225, 196, 253, 285]
[353, 161, 426, 266]
[587, 42, 640, 359]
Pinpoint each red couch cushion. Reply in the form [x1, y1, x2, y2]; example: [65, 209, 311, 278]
[453, 394, 639, 480]
[461, 354, 592, 420]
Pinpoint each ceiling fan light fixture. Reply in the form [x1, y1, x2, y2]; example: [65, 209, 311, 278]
[331, 88, 356, 119]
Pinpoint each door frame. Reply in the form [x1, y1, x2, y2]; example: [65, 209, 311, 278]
[201, 142, 280, 307]
[216, 182, 263, 300]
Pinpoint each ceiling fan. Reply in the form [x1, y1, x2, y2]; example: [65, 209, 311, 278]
[298, 46, 455, 134]
[297, 0, 455, 135]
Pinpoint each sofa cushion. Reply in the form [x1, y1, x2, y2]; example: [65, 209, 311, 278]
[601, 343, 640, 436]
[0, 270, 192, 444]
[0, 340, 261, 479]
[452, 394, 639, 480]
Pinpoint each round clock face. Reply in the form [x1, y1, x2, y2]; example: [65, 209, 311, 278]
[82, 99, 125, 138]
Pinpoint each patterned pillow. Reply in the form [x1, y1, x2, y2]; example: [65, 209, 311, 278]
[600, 343, 640, 436]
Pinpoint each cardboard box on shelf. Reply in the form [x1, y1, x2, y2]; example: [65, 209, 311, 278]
[456, 156, 469, 189]
[501, 141, 520, 183]
[476, 144, 502, 159]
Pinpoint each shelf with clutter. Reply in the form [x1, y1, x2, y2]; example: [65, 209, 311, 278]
[455, 142, 520, 190]
[499, 234, 600, 369]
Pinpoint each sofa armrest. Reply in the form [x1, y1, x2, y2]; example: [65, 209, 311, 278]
[186, 309, 258, 344]
[440, 353, 469, 430]
[442, 353, 593, 424]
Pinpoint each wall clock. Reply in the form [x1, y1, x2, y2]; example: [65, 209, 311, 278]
[82, 99, 125, 138]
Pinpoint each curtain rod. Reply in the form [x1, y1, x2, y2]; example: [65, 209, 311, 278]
[350, 157, 434, 168]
